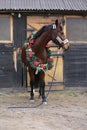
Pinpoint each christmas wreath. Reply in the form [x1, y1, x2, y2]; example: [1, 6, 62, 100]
[24, 34, 54, 74]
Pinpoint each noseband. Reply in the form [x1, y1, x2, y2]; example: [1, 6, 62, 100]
[56, 36, 69, 44]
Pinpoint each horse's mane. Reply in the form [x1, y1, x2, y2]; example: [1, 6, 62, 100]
[34, 25, 52, 39]
[25, 25, 52, 43]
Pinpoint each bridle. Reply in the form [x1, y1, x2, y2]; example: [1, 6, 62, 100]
[52, 24, 69, 47]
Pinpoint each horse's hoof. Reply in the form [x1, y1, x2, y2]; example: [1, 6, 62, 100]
[30, 99, 34, 103]
[43, 101, 47, 105]
[42, 98, 47, 105]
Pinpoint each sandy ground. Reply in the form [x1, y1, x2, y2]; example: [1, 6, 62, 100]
[0, 87, 87, 130]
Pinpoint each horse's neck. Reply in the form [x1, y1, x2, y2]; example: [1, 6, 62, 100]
[32, 30, 52, 63]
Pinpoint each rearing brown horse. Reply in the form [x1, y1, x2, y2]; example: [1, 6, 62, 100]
[21, 20, 70, 103]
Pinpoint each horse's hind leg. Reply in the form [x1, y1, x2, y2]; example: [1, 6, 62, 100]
[28, 66, 35, 102]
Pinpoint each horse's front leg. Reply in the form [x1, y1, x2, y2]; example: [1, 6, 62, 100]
[39, 72, 47, 104]
[41, 80, 47, 103]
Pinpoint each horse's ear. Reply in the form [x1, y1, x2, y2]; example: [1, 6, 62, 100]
[62, 18, 65, 26]
[55, 19, 58, 26]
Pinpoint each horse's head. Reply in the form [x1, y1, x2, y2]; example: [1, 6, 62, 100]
[51, 19, 70, 51]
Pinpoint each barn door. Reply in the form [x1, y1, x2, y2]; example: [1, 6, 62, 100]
[27, 16, 64, 88]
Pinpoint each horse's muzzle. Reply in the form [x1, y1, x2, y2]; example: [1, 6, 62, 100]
[63, 42, 70, 51]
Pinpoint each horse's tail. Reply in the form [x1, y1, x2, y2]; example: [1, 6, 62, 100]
[34, 73, 40, 88]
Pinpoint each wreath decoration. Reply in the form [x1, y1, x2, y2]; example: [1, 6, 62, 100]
[24, 34, 54, 74]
